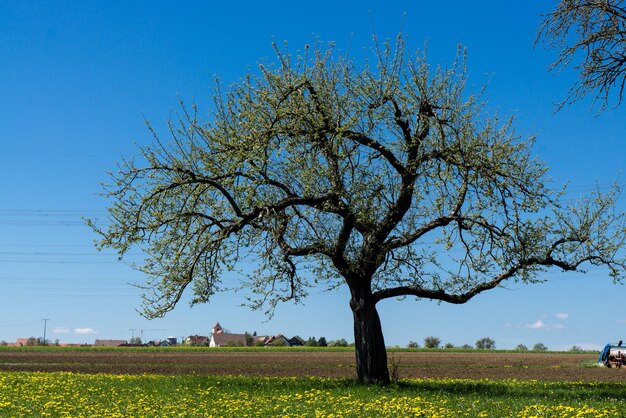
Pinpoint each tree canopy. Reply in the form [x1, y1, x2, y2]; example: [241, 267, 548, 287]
[91, 35, 626, 384]
[423, 336, 441, 349]
[475, 337, 496, 350]
[539, 0, 626, 109]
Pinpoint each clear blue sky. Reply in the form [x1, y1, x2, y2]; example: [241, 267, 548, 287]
[1, 1, 624, 350]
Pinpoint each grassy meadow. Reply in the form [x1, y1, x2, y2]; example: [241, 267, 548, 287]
[1, 371, 625, 417]
[0, 347, 621, 416]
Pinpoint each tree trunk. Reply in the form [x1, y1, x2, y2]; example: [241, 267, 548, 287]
[350, 285, 390, 385]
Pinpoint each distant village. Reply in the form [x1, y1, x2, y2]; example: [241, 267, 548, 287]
[3, 322, 334, 348]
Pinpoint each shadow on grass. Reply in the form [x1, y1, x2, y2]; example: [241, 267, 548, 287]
[393, 379, 626, 401]
[188, 374, 626, 403]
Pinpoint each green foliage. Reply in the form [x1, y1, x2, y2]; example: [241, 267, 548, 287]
[407, 341, 419, 349]
[329, 338, 348, 347]
[244, 332, 254, 347]
[516, 344, 528, 351]
[318, 337, 328, 347]
[475, 337, 496, 350]
[533, 343, 548, 351]
[91, 34, 626, 321]
[424, 336, 440, 349]
[223, 340, 245, 347]
[268, 338, 287, 347]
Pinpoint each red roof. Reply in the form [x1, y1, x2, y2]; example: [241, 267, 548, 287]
[185, 335, 209, 345]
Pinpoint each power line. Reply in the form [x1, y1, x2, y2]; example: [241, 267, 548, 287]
[0, 321, 41, 328]
[0, 209, 106, 214]
[0, 261, 137, 266]
[0, 221, 88, 226]
[0, 251, 142, 256]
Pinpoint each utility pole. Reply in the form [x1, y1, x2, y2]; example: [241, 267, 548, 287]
[140, 329, 165, 344]
[42, 319, 50, 346]
[130, 329, 137, 342]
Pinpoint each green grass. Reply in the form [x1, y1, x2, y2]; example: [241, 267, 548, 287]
[0, 372, 623, 417]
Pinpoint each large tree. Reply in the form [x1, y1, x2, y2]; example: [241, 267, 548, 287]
[538, 0, 626, 110]
[91, 37, 626, 384]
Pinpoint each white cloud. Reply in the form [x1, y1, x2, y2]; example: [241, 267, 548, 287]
[53, 327, 70, 334]
[617, 319, 626, 324]
[526, 320, 548, 330]
[556, 313, 569, 320]
[74, 328, 99, 335]
[524, 319, 565, 331]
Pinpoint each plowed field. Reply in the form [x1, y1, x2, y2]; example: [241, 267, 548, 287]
[0, 350, 622, 381]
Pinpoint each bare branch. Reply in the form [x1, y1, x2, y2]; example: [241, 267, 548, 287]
[538, 0, 626, 110]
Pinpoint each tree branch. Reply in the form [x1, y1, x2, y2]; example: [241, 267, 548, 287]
[341, 130, 408, 177]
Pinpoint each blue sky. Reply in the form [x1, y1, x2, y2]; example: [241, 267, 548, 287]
[1, 1, 624, 350]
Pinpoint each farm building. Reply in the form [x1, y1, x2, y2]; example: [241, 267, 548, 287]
[264, 335, 304, 347]
[204, 322, 302, 347]
[11, 338, 30, 347]
[184, 335, 209, 346]
[209, 322, 258, 347]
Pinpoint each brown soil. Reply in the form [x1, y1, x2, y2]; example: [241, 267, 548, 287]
[0, 350, 622, 381]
